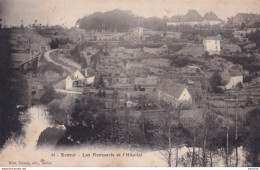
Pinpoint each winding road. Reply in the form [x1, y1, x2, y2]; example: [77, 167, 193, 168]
[44, 50, 83, 94]
[44, 49, 74, 74]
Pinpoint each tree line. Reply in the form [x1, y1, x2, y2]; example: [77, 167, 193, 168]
[77, 9, 167, 32]
[0, 30, 30, 148]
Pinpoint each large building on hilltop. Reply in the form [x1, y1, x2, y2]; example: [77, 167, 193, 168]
[167, 10, 223, 26]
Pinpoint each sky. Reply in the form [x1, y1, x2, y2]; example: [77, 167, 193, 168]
[0, 0, 260, 27]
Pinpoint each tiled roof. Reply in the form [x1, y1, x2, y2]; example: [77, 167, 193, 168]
[221, 69, 243, 82]
[157, 80, 186, 98]
[229, 69, 243, 77]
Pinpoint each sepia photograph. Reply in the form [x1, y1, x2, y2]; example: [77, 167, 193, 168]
[0, 0, 259, 167]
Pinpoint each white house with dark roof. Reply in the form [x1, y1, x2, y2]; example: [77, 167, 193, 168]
[157, 80, 192, 106]
[221, 69, 243, 90]
[203, 36, 221, 55]
[65, 68, 95, 90]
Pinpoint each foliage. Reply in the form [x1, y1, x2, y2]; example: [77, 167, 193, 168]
[209, 72, 224, 93]
[49, 37, 71, 49]
[49, 38, 59, 49]
[77, 10, 137, 32]
[40, 85, 62, 104]
[246, 30, 260, 50]
[48, 99, 67, 124]
[168, 44, 185, 52]
[0, 30, 24, 148]
[221, 55, 260, 73]
[136, 95, 158, 110]
[243, 109, 260, 166]
[171, 58, 189, 68]
[67, 41, 93, 68]
[77, 9, 169, 32]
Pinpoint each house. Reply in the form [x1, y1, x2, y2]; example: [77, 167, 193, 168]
[73, 70, 87, 80]
[10, 52, 39, 71]
[221, 69, 243, 90]
[65, 69, 95, 90]
[65, 76, 73, 90]
[157, 80, 192, 106]
[10, 53, 30, 69]
[203, 36, 221, 55]
[233, 30, 248, 41]
[86, 76, 95, 85]
[201, 12, 223, 25]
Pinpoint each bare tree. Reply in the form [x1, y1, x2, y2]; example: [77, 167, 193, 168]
[156, 101, 179, 167]
[225, 102, 229, 167]
[235, 82, 242, 166]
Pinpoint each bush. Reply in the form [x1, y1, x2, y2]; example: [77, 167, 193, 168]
[209, 72, 224, 93]
[168, 44, 185, 52]
[40, 85, 62, 104]
[48, 99, 67, 124]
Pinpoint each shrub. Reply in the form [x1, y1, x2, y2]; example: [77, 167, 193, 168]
[209, 72, 224, 93]
[168, 44, 185, 52]
[40, 85, 63, 104]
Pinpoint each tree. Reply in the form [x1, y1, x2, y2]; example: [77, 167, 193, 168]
[97, 74, 105, 90]
[235, 81, 243, 166]
[171, 58, 189, 71]
[202, 51, 212, 66]
[0, 29, 24, 147]
[49, 38, 59, 49]
[205, 112, 224, 167]
[240, 22, 246, 30]
[155, 101, 185, 167]
[111, 89, 119, 111]
[209, 72, 223, 93]
[246, 30, 260, 50]
[243, 109, 260, 166]
[40, 85, 59, 104]
[48, 99, 67, 124]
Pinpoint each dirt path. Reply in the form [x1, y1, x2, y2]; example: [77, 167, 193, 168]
[44, 50, 74, 74]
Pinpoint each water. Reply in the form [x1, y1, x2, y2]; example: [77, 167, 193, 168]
[0, 105, 247, 167]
